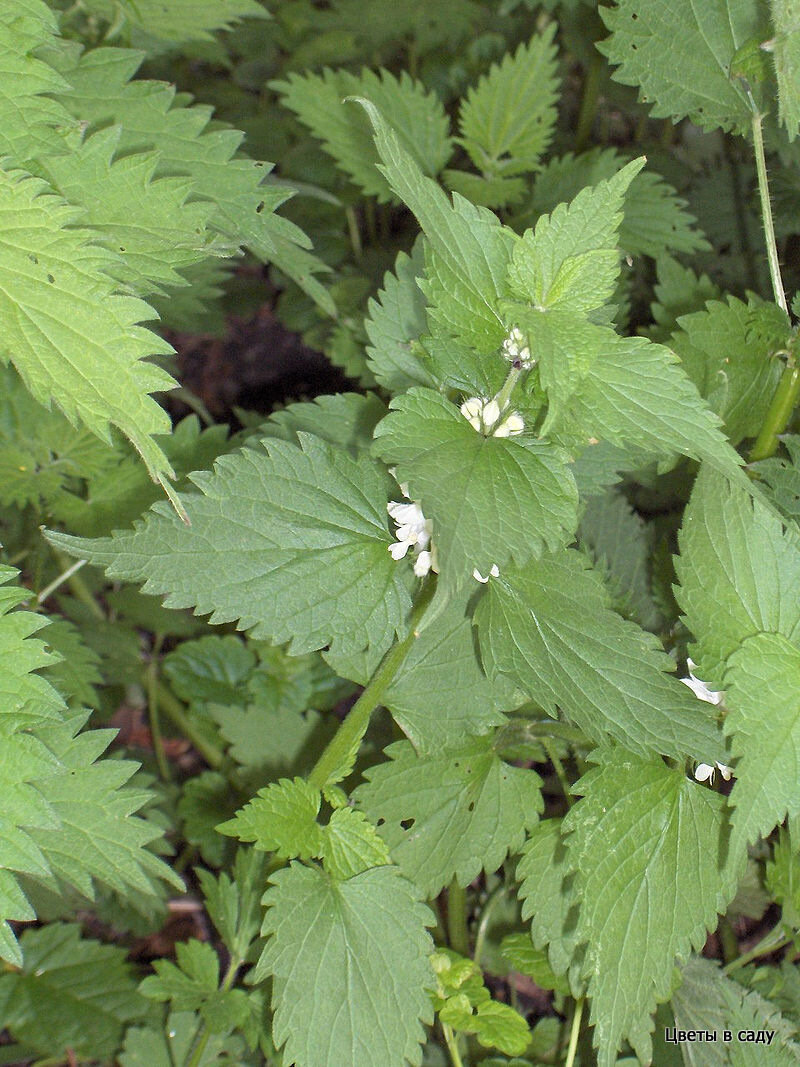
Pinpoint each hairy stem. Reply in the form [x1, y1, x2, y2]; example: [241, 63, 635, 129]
[749, 355, 800, 462]
[750, 103, 787, 314]
[156, 680, 225, 769]
[564, 998, 585, 1067]
[723, 926, 792, 974]
[447, 879, 470, 957]
[494, 364, 524, 412]
[308, 576, 437, 789]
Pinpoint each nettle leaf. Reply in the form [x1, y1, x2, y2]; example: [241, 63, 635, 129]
[273, 67, 451, 203]
[433, 949, 531, 1056]
[507, 157, 644, 314]
[648, 256, 721, 343]
[724, 632, 800, 852]
[600, 0, 765, 134]
[517, 820, 584, 991]
[40, 126, 222, 297]
[0, 166, 175, 483]
[257, 863, 435, 1067]
[476, 548, 727, 762]
[47, 435, 412, 658]
[219, 777, 324, 861]
[771, 0, 800, 140]
[323, 595, 512, 754]
[525, 149, 709, 259]
[259, 392, 388, 457]
[565, 750, 740, 1067]
[81, 0, 267, 46]
[120, 1010, 245, 1066]
[354, 736, 542, 896]
[321, 806, 392, 880]
[365, 243, 434, 392]
[457, 26, 559, 178]
[753, 435, 800, 523]
[672, 957, 800, 1065]
[356, 96, 513, 350]
[50, 45, 332, 313]
[499, 933, 571, 997]
[177, 771, 239, 869]
[0, 923, 146, 1058]
[373, 388, 579, 592]
[578, 488, 662, 631]
[675, 466, 800, 688]
[671, 296, 787, 444]
[0, 2, 78, 162]
[196, 848, 267, 964]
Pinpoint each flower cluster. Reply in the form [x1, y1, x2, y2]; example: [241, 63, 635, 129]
[502, 327, 534, 369]
[460, 396, 524, 438]
[387, 496, 437, 577]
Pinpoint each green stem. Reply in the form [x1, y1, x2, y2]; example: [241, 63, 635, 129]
[442, 1023, 465, 1067]
[51, 549, 104, 619]
[447, 879, 470, 957]
[344, 205, 363, 263]
[541, 738, 573, 808]
[494, 364, 523, 413]
[308, 578, 436, 789]
[717, 915, 739, 966]
[36, 558, 88, 608]
[185, 956, 241, 1067]
[723, 926, 792, 974]
[473, 884, 506, 968]
[748, 359, 800, 462]
[156, 680, 225, 770]
[146, 641, 170, 782]
[750, 102, 788, 314]
[564, 998, 584, 1067]
[575, 56, 603, 152]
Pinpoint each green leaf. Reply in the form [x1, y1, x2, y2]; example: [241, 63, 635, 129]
[0, 924, 146, 1057]
[323, 594, 512, 754]
[457, 27, 558, 177]
[120, 1010, 245, 1067]
[0, 166, 175, 482]
[322, 806, 392, 880]
[355, 96, 514, 350]
[365, 243, 434, 392]
[507, 157, 644, 314]
[433, 950, 531, 1056]
[752, 436, 800, 524]
[517, 820, 584, 994]
[578, 488, 662, 631]
[164, 635, 255, 707]
[258, 392, 388, 456]
[355, 736, 542, 896]
[670, 296, 787, 444]
[47, 434, 412, 658]
[273, 67, 451, 203]
[770, 0, 800, 140]
[257, 863, 435, 1067]
[499, 933, 571, 996]
[476, 548, 727, 762]
[40, 620, 103, 709]
[196, 849, 267, 964]
[724, 632, 800, 851]
[647, 256, 721, 344]
[524, 149, 709, 259]
[177, 771, 238, 869]
[373, 387, 579, 592]
[50, 45, 332, 314]
[600, 0, 765, 134]
[82, 0, 267, 46]
[219, 777, 324, 861]
[675, 467, 800, 687]
[565, 750, 740, 1067]
[766, 827, 800, 925]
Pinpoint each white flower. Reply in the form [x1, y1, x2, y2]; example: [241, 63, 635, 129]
[680, 659, 724, 706]
[694, 762, 733, 785]
[502, 327, 535, 369]
[387, 499, 438, 576]
[459, 396, 524, 437]
[473, 564, 500, 583]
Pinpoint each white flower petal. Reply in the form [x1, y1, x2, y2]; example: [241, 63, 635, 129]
[482, 399, 500, 427]
[413, 550, 433, 577]
[389, 540, 411, 560]
[694, 763, 715, 783]
[717, 763, 733, 781]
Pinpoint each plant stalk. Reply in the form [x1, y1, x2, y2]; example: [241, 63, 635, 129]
[156, 680, 225, 769]
[446, 879, 470, 957]
[308, 577, 436, 789]
[146, 641, 170, 782]
[749, 358, 800, 462]
[442, 1023, 466, 1067]
[723, 926, 792, 974]
[750, 102, 788, 314]
[564, 997, 584, 1067]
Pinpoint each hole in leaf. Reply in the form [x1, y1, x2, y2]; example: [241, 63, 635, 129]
[400, 818, 414, 831]
[47, 273, 55, 283]
[467, 802, 475, 812]
[376, 817, 385, 827]
[256, 201, 265, 214]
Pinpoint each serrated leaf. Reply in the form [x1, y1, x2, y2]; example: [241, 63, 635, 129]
[724, 632, 800, 852]
[365, 243, 434, 392]
[47, 434, 412, 658]
[766, 827, 800, 924]
[458, 27, 558, 177]
[439, 993, 531, 1056]
[671, 296, 787, 444]
[164, 635, 256, 707]
[752, 435, 800, 523]
[600, 0, 765, 134]
[524, 149, 709, 259]
[476, 548, 727, 762]
[500, 933, 571, 996]
[257, 392, 387, 457]
[40, 619, 102, 708]
[648, 256, 721, 343]
[565, 750, 740, 1067]
[197, 849, 267, 963]
[177, 771, 239, 869]
[355, 736, 542, 896]
[322, 806, 391, 879]
[373, 387, 579, 593]
[0, 924, 146, 1057]
[50, 45, 332, 314]
[82, 0, 267, 46]
[771, 0, 800, 140]
[356, 97, 513, 350]
[675, 466, 800, 687]
[141, 939, 218, 1010]
[0, 166, 176, 482]
[507, 157, 644, 313]
[120, 1010, 245, 1067]
[219, 777, 323, 861]
[273, 68, 451, 203]
[323, 594, 512, 754]
[578, 488, 662, 631]
[258, 863, 434, 1067]
[517, 819, 584, 994]
[442, 169, 527, 210]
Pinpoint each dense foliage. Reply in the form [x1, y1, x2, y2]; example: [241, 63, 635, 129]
[2, 0, 800, 1064]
